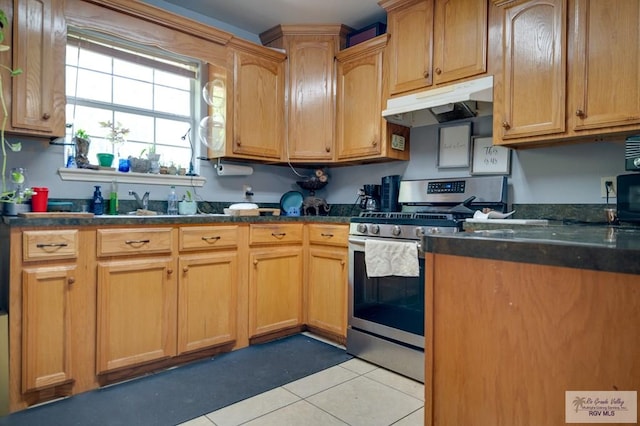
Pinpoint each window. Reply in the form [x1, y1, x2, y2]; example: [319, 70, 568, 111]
[65, 30, 203, 174]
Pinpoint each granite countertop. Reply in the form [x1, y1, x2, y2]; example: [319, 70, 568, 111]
[1, 214, 351, 227]
[424, 224, 640, 275]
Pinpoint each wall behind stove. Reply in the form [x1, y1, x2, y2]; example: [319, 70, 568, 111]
[328, 116, 627, 206]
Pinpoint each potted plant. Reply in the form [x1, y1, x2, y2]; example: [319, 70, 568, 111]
[0, 8, 24, 213]
[73, 128, 92, 168]
[98, 120, 129, 167]
[129, 148, 150, 173]
[178, 190, 197, 215]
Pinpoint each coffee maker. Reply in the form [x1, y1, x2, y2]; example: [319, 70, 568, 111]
[360, 184, 381, 211]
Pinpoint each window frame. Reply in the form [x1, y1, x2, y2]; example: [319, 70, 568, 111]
[59, 24, 212, 187]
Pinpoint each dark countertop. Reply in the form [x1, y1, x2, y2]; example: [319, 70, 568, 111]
[424, 225, 640, 275]
[1, 214, 351, 227]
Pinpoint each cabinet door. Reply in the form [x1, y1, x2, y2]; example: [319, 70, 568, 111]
[249, 247, 303, 337]
[232, 49, 285, 160]
[11, 0, 66, 136]
[433, 0, 487, 85]
[177, 252, 237, 354]
[306, 246, 347, 338]
[287, 36, 336, 161]
[96, 258, 176, 373]
[385, 0, 434, 95]
[336, 38, 385, 160]
[21, 265, 74, 392]
[571, 0, 640, 131]
[498, 0, 566, 141]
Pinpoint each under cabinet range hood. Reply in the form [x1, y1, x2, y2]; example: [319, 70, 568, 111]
[383, 76, 493, 127]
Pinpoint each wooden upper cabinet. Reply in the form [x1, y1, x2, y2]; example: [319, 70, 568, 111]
[336, 35, 386, 160]
[433, 0, 488, 85]
[4, 0, 66, 137]
[229, 39, 286, 161]
[496, 0, 566, 142]
[381, 0, 434, 95]
[260, 25, 351, 163]
[570, 0, 640, 132]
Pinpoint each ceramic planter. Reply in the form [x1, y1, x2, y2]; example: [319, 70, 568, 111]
[178, 201, 197, 215]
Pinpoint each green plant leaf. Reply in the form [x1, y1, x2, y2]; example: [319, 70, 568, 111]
[0, 44, 9, 52]
[10, 68, 22, 76]
[8, 142, 21, 152]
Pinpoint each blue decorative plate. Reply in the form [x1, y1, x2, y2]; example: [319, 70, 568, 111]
[280, 191, 303, 215]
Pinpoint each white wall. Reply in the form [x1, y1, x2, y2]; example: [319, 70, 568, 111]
[5, 116, 628, 206]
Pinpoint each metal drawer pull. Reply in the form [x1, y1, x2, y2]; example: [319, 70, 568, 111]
[201, 236, 221, 241]
[36, 242, 68, 248]
[271, 232, 286, 238]
[320, 233, 334, 237]
[125, 239, 150, 245]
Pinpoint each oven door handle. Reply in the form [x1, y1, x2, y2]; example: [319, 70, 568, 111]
[348, 236, 423, 254]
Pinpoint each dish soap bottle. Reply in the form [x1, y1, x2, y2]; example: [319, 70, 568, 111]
[92, 185, 104, 215]
[167, 186, 178, 215]
[109, 180, 118, 215]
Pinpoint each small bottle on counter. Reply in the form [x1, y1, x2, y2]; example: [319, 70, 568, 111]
[167, 185, 178, 215]
[92, 185, 104, 215]
[109, 180, 118, 215]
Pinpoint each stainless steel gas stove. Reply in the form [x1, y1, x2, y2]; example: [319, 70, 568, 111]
[347, 176, 507, 382]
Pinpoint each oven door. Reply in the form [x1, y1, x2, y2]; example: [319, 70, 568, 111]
[348, 236, 425, 349]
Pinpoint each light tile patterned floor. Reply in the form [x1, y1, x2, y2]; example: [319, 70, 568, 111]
[178, 335, 424, 426]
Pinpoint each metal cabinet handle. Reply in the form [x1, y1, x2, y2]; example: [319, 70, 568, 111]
[320, 233, 334, 237]
[576, 109, 585, 117]
[271, 232, 286, 238]
[502, 121, 511, 130]
[201, 236, 221, 242]
[125, 239, 150, 245]
[36, 242, 68, 248]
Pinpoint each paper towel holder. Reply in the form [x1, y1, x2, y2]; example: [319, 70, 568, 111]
[214, 159, 254, 176]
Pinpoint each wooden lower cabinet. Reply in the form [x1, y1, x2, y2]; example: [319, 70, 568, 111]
[248, 223, 304, 338]
[306, 247, 347, 338]
[96, 257, 177, 374]
[249, 247, 303, 338]
[305, 224, 348, 340]
[177, 253, 237, 354]
[21, 265, 74, 392]
[425, 253, 640, 425]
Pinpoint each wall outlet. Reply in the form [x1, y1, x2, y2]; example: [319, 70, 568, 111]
[600, 176, 617, 198]
[243, 184, 254, 200]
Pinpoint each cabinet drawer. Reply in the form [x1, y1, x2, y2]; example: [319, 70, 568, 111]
[249, 223, 303, 245]
[179, 225, 238, 251]
[23, 230, 78, 261]
[97, 228, 172, 257]
[307, 224, 348, 247]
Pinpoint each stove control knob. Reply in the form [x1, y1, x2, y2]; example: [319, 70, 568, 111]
[392, 225, 402, 236]
[370, 224, 380, 235]
[427, 228, 440, 234]
[415, 227, 425, 237]
[357, 224, 368, 233]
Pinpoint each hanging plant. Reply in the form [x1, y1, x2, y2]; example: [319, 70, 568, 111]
[0, 8, 24, 200]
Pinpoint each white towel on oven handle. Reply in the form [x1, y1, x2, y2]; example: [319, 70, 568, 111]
[364, 239, 420, 277]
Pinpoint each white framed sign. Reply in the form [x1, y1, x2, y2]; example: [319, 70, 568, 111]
[471, 136, 512, 175]
[437, 123, 471, 168]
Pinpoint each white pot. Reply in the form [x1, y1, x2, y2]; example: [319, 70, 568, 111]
[178, 201, 197, 215]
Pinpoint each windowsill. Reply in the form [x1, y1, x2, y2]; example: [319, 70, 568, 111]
[58, 168, 206, 187]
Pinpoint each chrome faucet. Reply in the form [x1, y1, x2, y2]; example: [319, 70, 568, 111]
[129, 190, 150, 210]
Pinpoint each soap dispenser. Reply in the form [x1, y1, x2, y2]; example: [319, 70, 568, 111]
[92, 185, 104, 215]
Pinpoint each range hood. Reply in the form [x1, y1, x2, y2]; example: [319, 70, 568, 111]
[383, 75, 493, 127]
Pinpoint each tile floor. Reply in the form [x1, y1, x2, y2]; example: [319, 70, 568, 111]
[179, 334, 424, 426]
